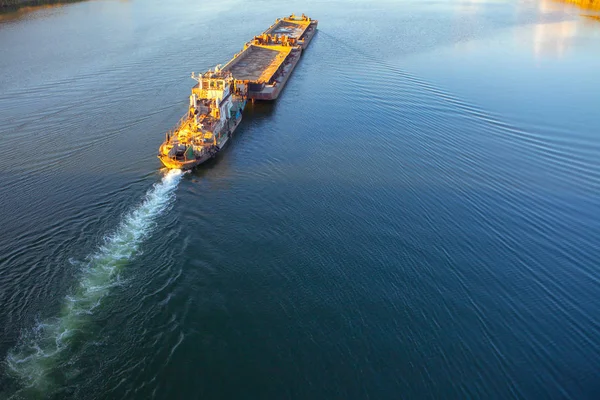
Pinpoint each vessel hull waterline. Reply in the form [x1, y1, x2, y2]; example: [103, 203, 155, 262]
[157, 114, 242, 170]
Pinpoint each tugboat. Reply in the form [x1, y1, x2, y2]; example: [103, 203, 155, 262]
[158, 67, 246, 170]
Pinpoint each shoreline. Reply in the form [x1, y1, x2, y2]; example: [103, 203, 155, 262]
[558, 0, 600, 22]
[560, 0, 600, 10]
[0, 0, 84, 14]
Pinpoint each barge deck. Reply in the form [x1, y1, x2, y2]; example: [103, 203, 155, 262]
[223, 14, 317, 100]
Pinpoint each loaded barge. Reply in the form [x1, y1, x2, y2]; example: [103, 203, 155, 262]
[158, 14, 317, 170]
[223, 14, 318, 100]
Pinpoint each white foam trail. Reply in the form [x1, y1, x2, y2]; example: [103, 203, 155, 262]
[5, 169, 184, 393]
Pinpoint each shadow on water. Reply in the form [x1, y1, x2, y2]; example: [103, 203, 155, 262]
[187, 100, 277, 180]
[242, 100, 277, 119]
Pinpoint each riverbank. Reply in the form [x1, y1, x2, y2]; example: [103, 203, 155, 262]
[561, 0, 600, 10]
[0, 0, 84, 14]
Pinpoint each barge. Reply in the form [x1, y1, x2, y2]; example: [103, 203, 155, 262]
[223, 14, 317, 100]
[158, 14, 317, 170]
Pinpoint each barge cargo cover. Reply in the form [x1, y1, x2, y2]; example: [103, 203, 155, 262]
[263, 15, 317, 49]
[223, 14, 318, 100]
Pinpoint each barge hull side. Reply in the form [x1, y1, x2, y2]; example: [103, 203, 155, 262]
[248, 50, 302, 100]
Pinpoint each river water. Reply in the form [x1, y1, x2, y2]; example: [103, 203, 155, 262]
[1, 0, 599, 398]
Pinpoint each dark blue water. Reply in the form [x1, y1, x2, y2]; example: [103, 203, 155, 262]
[1, 0, 600, 398]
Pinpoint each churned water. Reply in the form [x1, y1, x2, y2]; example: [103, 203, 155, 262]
[1, 0, 599, 399]
[5, 169, 183, 395]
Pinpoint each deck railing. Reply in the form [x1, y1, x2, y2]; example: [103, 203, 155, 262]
[166, 113, 190, 140]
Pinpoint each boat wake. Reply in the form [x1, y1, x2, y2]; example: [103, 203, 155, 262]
[4, 169, 184, 395]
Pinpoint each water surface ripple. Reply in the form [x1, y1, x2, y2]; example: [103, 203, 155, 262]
[1, 0, 600, 399]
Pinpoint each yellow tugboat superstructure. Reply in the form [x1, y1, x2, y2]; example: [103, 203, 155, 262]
[158, 68, 246, 170]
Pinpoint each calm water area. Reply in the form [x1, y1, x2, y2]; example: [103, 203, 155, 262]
[1, 0, 600, 398]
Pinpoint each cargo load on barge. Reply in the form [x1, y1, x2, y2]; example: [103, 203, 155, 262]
[223, 14, 318, 100]
[158, 14, 317, 170]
